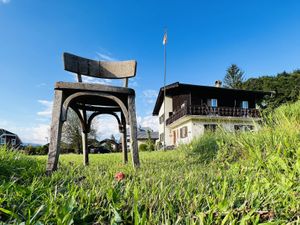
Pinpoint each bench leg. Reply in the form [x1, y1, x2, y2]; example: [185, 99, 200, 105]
[121, 114, 128, 164]
[82, 131, 89, 166]
[46, 90, 64, 174]
[128, 95, 140, 168]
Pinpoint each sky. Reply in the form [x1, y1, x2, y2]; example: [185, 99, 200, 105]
[1, 0, 300, 144]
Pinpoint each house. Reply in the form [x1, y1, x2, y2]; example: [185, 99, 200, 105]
[152, 81, 270, 147]
[136, 127, 159, 147]
[126, 127, 159, 149]
[0, 128, 22, 147]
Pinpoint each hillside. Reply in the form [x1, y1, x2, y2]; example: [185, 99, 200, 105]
[242, 70, 300, 109]
[0, 101, 300, 224]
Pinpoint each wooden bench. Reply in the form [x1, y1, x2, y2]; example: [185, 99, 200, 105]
[46, 52, 140, 174]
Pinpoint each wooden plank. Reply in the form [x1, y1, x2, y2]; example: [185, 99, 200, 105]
[61, 91, 129, 124]
[128, 95, 140, 168]
[123, 78, 129, 87]
[74, 104, 121, 113]
[55, 82, 135, 95]
[121, 113, 128, 164]
[82, 131, 89, 166]
[80, 109, 89, 166]
[46, 90, 64, 174]
[63, 52, 137, 79]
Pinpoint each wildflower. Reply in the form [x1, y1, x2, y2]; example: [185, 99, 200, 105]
[115, 172, 125, 181]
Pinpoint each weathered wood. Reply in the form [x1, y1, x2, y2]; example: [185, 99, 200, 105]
[87, 111, 121, 132]
[74, 104, 121, 113]
[70, 106, 87, 132]
[80, 109, 89, 166]
[77, 73, 82, 83]
[46, 52, 140, 173]
[61, 92, 129, 123]
[82, 131, 89, 166]
[128, 95, 140, 168]
[46, 90, 64, 174]
[63, 52, 137, 79]
[55, 82, 134, 95]
[121, 113, 128, 163]
[123, 78, 129, 88]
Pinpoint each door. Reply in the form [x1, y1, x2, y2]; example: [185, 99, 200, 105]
[173, 131, 176, 145]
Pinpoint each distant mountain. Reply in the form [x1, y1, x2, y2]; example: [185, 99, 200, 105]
[22, 143, 43, 147]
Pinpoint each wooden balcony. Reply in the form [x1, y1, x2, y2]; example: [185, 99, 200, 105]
[166, 105, 261, 125]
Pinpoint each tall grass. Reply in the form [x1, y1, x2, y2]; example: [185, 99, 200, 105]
[0, 101, 299, 224]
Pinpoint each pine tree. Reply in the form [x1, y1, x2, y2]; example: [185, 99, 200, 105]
[223, 64, 245, 89]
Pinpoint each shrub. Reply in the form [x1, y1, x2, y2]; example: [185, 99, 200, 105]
[139, 143, 148, 152]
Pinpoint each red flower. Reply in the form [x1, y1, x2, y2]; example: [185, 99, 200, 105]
[115, 172, 125, 181]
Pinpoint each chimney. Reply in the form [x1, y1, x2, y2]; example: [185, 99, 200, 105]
[215, 80, 222, 87]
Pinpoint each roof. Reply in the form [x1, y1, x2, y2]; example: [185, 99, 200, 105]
[0, 128, 17, 137]
[152, 82, 272, 115]
[137, 130, 159, 140]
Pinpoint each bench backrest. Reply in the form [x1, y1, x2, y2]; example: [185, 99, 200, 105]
[63, 52, 137, 87]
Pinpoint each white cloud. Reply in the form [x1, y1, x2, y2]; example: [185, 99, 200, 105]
[71, 72, 114, 85]
[0, 0, 10, 4]
[37, 100, 53, 117]
[137, 115, 158, 131]
[17, 124, 50, 144]
[96, 52, 117, 61]
[93, 115, 121, 140]
[142, 89, 158, 104]
[82, 76, 113, 85]
[0, 121, 50, 145]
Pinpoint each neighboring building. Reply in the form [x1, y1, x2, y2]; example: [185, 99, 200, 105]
[152, 81, 270, 147]
[0, 129, 22, 147]
[126, 127, 159, 149]
[136, 127, 159, 147]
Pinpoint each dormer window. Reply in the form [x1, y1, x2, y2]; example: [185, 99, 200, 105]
[211, 99, 218, 107]
[242, 101, 249, 109]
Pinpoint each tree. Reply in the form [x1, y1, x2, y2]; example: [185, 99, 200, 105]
[146, 130, 155, 151]
[61, 109, 98, 153]
[241, 70, 300, 109]
[223, 64, 245, 89]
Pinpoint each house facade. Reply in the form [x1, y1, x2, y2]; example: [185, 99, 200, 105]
[126, 127, 159, 149]
[152, 82, 269, 147]
[0, 129, 22, 147]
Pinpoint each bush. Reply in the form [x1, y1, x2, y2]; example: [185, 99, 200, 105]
[180, 131, 221, 163]
[139, 143, 148, 152]
[22, 144, 48, 155]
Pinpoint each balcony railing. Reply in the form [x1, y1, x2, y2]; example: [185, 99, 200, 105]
[166, 105, 261, 125]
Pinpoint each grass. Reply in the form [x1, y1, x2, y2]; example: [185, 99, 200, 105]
[0, 101, 300, 224]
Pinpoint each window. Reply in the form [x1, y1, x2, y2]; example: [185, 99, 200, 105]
[160, 133, 164, 142]
[204, 124, 217, 132]
[0, 137, 5, 144]
[180, 126, 188, 138]
[210, 99, 218, 107]
[234, 125, 254, 131]
[11, 139, 16, 145]
[159, 114, 165, 124]
[242, 101, 249, 109]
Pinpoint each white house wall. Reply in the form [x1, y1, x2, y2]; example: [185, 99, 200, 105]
[158, 96, 173, 146]
[168, 118, 260, 146]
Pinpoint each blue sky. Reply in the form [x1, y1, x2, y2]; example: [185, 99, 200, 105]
[1, 0, 300, 144]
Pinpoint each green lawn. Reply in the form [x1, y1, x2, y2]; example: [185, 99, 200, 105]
[0, 101, 300, 224]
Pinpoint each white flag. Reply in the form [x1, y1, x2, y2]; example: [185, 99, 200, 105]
[163, 32, 167, 45]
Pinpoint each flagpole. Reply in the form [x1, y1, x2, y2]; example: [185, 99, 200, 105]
[163, 29, 167, 150]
